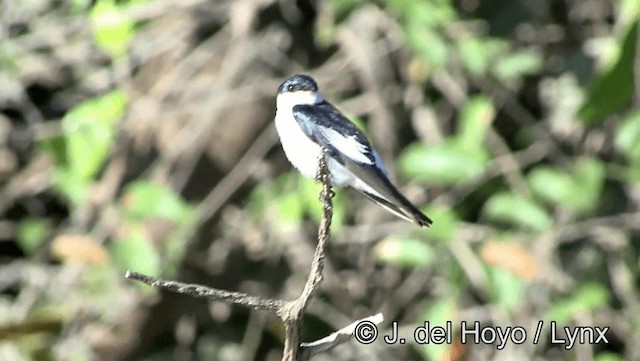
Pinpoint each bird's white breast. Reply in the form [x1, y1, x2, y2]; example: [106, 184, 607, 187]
[275, 92, 324, 179]
[275, 91, 363, 188]
[275, 108, 323, 179]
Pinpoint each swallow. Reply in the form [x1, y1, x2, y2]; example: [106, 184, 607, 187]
[274, 74, 432, 227]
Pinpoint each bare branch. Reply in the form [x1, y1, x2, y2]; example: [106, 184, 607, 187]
[126, 147, 340, 361]
[124, 271, 284, 313]
[280, 148, 334, 361]
[299, 313, 384, 359]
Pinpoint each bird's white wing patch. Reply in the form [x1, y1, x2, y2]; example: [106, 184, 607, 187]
[320, 127, 373, 164]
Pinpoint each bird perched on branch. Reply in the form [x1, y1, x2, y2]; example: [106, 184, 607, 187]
[274, 74, 432, 227]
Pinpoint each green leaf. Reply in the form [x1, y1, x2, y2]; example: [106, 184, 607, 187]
[399, 141, 489, 185]
[616, 110, 640, 162]
[119, 181, 193, 276]
[71, 0, 92, 12]
[546, 283, 611, 324]
[594, 352, 626, 361]
[579, 21, 638, 124]
[38, 134, 67, 166]
[53, 168, 89, 205]
[458, 38, 507, 76]
[276, 191, 305, 229]
[250, 173, 345, 231]
[414, 298, 456, 361]
[486, 265, 525, 309]
[421, 206, 459, 245]
[528, 159, 604, 214]
[483, 192, 552, 231]
[62, 90, 126, 181]
[620, 0, 640, 28]
[388, 0, 455, 28]
[17, 218, 49, 256]
[373, 237, 435, 268]
[571, 158, 605, 212]
[388, 0, 455, 69]
[121, 181, 194, 224]
[111, 230, 160, 276]
[528, 166, 576, 206]
[90, 0, 136, 58]
[329, 0, 361, 23]
[407, 26, 449, 69]
[298, 177, 344, 231]
[493, 50, 543, 81]
[456, 95, 494, 150]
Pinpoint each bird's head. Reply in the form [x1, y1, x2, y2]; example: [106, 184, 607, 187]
[278, 74, 318, 93]
[277, 74, 323, 107]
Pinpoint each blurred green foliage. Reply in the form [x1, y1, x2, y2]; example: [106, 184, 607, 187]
[3, 0, 640, 359]
[579, 21, 638, 124]
[90, 0, 137, 58]
[546, 283, 611, 325]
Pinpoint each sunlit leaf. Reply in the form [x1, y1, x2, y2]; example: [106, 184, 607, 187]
[388, 0, 455, 69]
[299, 177, 344, 231]
[620, 0, 640, 28]
[62, 90, 126, 181]
[276, 192, 305, 229]
[546, 283, 611, 324]
[17, 218, 49, 256]
[112, 229, 160, 276]
[407, 26, 449, 69]
[458, 37, 488, 75]
[373, 237, 435, 268]
[615, 110, 640, 162]
[90, 0, 136, 58]
[493, 50, 543, 81]
[594, 352, 626, 361]
[121, 181, 194, 225]
[571, 158, 605, 212]
[486, 265, 525, 309]
[528, 166, 576, 207]
[458, 38, 507, 76]
[53, 168, 89, 205]
[483, 192, 552, 231]
[421, 206, 459, 245]
[71, 0, 92, 12]
[399, 141, 489, 185]
[529, 158, 603, 214]
[457, 95, 495, 151]
[414, 298, 457, 361]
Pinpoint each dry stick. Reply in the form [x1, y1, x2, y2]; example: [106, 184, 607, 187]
[125, 149, 383, 360]
[124, 271, 285, 313]
[279, 149, 334, 361]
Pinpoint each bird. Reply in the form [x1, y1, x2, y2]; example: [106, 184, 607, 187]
[274, 74, 432, 227]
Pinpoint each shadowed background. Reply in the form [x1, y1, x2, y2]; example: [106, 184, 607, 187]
[0, 0, 639, 360]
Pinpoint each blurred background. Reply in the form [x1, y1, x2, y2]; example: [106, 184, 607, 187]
[0, 0, 639, 360]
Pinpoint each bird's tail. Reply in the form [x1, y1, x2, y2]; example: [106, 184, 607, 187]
[360, 190, 433, 227]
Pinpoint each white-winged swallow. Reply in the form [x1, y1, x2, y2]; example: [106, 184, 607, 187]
[275, 74, 432, 227]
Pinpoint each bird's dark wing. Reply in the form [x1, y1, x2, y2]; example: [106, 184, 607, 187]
[342, 160, 433, 227]
[292, 102, 378, 165]
[292, 102, 432, 227]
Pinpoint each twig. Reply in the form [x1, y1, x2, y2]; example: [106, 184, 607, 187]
[125, 148, 372, 360]
[279, 148, 334, 361]
[124, 271, 284, 313]
[299, 313, 384, 359]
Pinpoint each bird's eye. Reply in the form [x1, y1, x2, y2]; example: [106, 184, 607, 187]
[287, 84, 294, 91]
